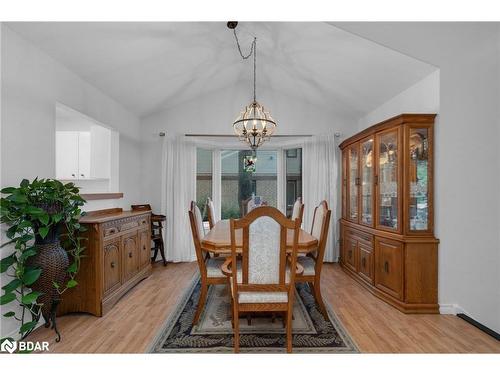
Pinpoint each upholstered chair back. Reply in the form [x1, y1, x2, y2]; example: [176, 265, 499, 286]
[291, 197, 304, 224]
[230, 206, 301, 294]
[189, 201, 208, 271]
[206, 197, 216, 229]
[310, 201, 331, 263]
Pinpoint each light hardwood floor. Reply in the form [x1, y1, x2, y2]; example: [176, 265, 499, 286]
[28, 262, 499, 353]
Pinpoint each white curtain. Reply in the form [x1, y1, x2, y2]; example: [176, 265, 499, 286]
[303, 134, 339, 262]
[161, 135, 197, 262]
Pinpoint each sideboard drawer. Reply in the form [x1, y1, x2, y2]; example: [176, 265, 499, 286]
[104, 226, 119, 237]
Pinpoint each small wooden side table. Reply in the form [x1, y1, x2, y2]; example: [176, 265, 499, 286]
[151, 214, 167, 266]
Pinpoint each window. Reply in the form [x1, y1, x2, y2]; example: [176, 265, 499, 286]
[285, 148, 302, 218]
[221, 150, 278, 219]
[196, 148, 213, 220]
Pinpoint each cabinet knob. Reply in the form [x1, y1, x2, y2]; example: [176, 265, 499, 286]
[128, 252, 133, 258]
[80, 174, 85, 177]
[111, 261, 115, 268]
[71, 173, 76, 177]
[348, 249, 352, 258]
[143, 245, 146, 250]
[384, 261, 389, 273]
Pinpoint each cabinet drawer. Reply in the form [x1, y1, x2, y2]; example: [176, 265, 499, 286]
[103, 226, 119, 237]
[345, 227, 373, 244]
[344, 235, 357, 272]
[122, 232, 139, 282]
[375, 237, 403, 300]
[103, 238, 121, 295]
[358, 242, 374, 284]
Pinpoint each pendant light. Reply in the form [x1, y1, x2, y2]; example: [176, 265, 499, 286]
[228, 22, 277, 150]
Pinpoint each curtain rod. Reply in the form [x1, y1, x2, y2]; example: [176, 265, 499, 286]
[184, 134, 313, 138]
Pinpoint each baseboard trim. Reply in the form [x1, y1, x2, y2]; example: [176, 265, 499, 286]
[457, 313, 500, 341]
[439, 303, 499, 341]
[438, 303, 457, 315]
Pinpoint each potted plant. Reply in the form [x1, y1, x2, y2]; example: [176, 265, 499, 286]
[0, 178, 86, 343]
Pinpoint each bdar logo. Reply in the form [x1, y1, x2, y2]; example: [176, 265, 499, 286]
[1, 338, 17, 353]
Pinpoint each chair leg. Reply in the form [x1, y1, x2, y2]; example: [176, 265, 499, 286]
[310, 282, 328, 318]
[159, 240, 167, 266]
[286, 309, 293, 353]
[233, 303, 240, 353]
[193, 282, 208, 326]
[151, 242, 159, 262]
[228, 283, 235, 329]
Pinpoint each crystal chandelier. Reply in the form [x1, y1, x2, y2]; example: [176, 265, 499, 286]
[228, 22, 277, 150]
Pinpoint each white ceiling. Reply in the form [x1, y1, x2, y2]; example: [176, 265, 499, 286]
[6, 22, 437, 119]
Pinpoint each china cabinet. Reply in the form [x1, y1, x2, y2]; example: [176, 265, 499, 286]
[339, 114, 438, 313]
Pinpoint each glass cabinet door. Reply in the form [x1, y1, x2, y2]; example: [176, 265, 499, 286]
[360, 138, 374, 226]
[348, 146, 359, 222]
[376, 130, 399, 231]
[408, 127, 430, 232]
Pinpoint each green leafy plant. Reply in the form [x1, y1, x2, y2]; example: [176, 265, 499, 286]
[0, 178, 86, 340]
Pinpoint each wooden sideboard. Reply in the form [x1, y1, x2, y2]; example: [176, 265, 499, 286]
[339, 114, 439, 313]
[59, 208, 152, 317]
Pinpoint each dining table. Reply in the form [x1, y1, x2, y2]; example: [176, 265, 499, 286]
[201, 219, 318, 255]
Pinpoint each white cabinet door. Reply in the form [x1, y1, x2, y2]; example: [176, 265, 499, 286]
[56, 131, 79, 179]
[77, 131, 91, 179]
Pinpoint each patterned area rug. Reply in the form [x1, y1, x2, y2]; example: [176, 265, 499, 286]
[149, 276, 359, 353]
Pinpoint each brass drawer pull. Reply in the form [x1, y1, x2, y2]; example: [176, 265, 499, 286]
[128, 252, 133, 258]
[384, 261, 389, 273]
[110, 261, 116, 268]
[143, 245, 146, 250]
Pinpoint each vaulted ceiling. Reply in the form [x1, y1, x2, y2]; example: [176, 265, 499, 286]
[6, 22, 437, 119]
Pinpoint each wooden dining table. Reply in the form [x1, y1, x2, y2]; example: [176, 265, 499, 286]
[201, 219, 318, 255]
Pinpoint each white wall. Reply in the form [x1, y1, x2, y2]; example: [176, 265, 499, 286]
[357, 70, 440, 132]
[0, 24, 143, 337]
[337, 22, 500, 333]
[140, 84, 356, 212]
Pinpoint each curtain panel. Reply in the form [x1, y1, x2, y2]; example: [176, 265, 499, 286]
[162, 135, 197, 262]
[303, 134, 339, 262]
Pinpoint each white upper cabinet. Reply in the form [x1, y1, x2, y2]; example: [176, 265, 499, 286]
[55, 104, 115, 188]
[56, 131, 79, 179]
[56, 131, 97, 180]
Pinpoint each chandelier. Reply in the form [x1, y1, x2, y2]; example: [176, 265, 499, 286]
[228, 22, 277, 150]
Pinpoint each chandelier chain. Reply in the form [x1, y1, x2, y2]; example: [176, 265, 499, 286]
[232, 29, 257, 102]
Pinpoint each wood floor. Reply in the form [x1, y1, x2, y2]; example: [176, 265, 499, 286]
[28, 262, 500, 353]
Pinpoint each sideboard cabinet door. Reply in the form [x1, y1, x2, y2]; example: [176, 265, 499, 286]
[122, 232, 139, 282]
[138, 229, 151, 269]
[344, 235, 358, 273]
[103, 238, 121, 295]
[375, 237, 403, 300]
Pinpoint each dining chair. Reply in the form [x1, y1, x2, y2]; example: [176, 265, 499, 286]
[221, 206, 303, 353]
[188, 201, 228, 325]
[206, 197, 216, 230]
[295, 200, 331, 318]
[290, 197, 304, 225]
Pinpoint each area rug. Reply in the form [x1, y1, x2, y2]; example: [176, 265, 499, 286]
[149, 276, 359, 353]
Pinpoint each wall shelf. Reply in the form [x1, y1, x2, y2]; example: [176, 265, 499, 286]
[81, 192, 124, 201]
